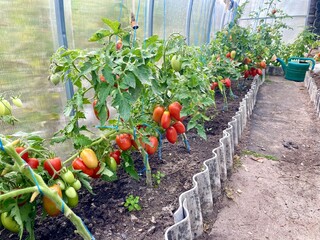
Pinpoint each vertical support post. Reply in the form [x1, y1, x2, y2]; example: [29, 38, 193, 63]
[206, 0, 216, 43]
[185, 0, 194, 45]
[147, 0, 155, 37]
[54, 0, 74, 102]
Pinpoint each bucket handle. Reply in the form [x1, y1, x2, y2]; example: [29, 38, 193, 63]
[288, 57, 315, 70]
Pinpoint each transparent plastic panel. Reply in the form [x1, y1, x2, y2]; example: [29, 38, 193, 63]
[190, 0, 214, 45]
[67, 0, 147, 49]
[0, 0, 67, 139]
[153, 0, 188, 40]
[212, 0, 227, 35]
[238, 0, 309, 43]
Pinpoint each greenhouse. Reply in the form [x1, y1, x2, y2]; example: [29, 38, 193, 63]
[1, 0, 320, 239]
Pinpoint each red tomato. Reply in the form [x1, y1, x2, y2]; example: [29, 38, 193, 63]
[99, 75, 106, 82]
[152, 106, 165, 124]
[91, 164, 101, 179]
[226, 52, 231, 58]
[44, 157, 62, 179]
[93, 99, 110, 120]
[173, 121, 186, 134]
[257, 68, 263, 75]
[168, 102, 181, 121]
[161, 111, 171, 129]
[171, 101, 182, 110]
[26, 158, 39, 169]
[145, 136, 159, 155]
[116, 39, 123, 50]
[260, 61, 266, 69]
[116, 134, 132, 151]
[15, 147, 28, 161]
[72, 157, 94, 176]
[211, 82, 218, 90]
[244, 70, 250, 78]
[110, 150, 121, 165]
[224, 78, 231, 88]
[166, 126, 178, 144]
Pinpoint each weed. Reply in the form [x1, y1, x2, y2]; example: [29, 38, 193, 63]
[124, 194, 142, 212]
[241, 149, 278, 161]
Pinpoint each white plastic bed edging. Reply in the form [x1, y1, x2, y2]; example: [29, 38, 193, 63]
[164, 71, 265, 240]
[304, 71, 320, 118]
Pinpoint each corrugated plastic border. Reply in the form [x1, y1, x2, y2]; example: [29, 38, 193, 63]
[164, 71, 265, 240]
[304, 71, 320, 117]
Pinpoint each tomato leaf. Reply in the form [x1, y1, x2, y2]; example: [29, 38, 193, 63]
[73, 134, 93, 149]
[133, 65, 151, 85]
[78, 172, 94, 194]
[102, 18, 121, 33]
[123, 72, 136, 88]
[89, 29, 112, 42]
[121, 152, 139, 180]
[113, 91, 131, 121]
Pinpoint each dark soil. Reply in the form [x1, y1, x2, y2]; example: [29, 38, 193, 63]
[1, 79, 254, 240]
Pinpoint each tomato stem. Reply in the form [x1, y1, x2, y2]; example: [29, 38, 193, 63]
[0, 186, 37, 201]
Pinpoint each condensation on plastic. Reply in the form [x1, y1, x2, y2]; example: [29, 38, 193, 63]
[238, 0, 309, 43]
[164, 71, 265, 240]
[304, 70, 320, 117]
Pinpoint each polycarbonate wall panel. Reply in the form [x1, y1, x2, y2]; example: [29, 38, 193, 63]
[153, 0, 188, 40]
[67, 0, 148, 49]
[212, 0, 227, 36]
[190, 0, 214, 45]
[0, 0, 67, 139]
[238, 0, 309, 43]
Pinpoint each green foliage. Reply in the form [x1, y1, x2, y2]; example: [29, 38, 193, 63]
[124, 194, 142, 212]
[152, 171, 165, 187]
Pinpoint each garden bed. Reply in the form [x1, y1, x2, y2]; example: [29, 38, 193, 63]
[1, 78, 257, 240]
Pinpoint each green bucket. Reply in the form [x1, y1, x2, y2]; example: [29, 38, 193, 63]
[284, 57, 315, 82]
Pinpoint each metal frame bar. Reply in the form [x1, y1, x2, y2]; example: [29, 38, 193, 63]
[54, 0, 74, 102]
[186, 0, 194, 45]
[239, 14, 308, 21]
[147, 0, 154, 37]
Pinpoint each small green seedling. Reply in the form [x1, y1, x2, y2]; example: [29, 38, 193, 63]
[152, 171, 165, 187]
[124, 194, 142, 212]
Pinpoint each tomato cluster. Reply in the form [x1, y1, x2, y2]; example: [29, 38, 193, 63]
[152, 102, 186, 144]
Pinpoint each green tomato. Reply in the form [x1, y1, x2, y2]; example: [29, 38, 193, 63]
[11, 97, 23, 108]
[1, 212, 20, 233]
[55, 179, 66, 190]
[230, 50, 236, 59]
[107, 157, 117, 172]
[0, 100, 11, 116]
[72, 179, 81, 191]
[0, 102, 5, 116]
[61, 170, 75, 184]
[244, 64, 249, 70]
[67, 192, 79, 208]
[65, 186, 77, 199]
[50, 73, 61, 85]
[170, 55, 182, 72]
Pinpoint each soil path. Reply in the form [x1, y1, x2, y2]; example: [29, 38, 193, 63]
[208, 76, 320, 240]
